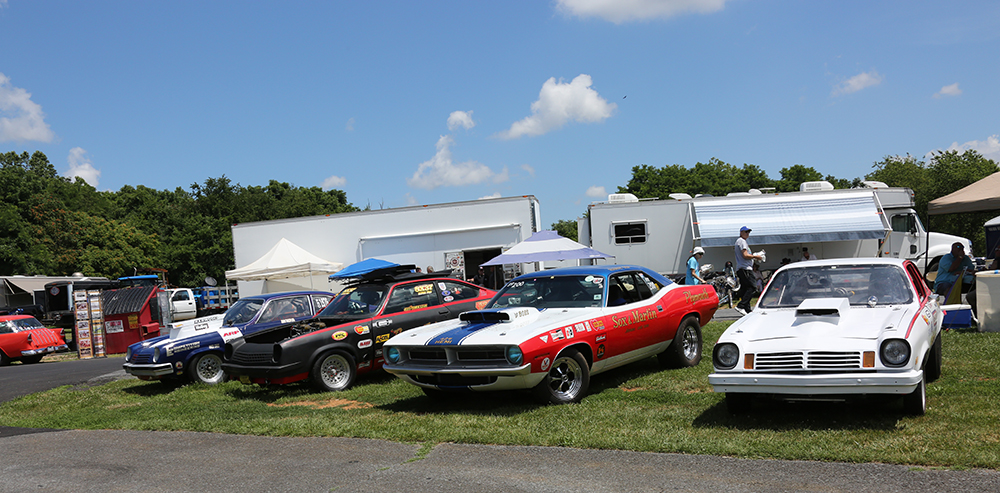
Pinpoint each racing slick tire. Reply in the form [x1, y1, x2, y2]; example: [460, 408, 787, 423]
[725, 393, 753, 414]
[188, 352, 225, 385]
[0, 350, 10, 366]
[531, 349, 590, 405]
[903, 371, 927, 415]
[658, 316, 702, 368]
[311, 351, 357, 392]
[926, 335, 942, 383]
[20, 355, 43, 365]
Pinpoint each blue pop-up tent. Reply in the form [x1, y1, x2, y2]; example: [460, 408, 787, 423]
[329, 258, 400, 279]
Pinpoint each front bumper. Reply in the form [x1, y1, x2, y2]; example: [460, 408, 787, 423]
[708, 369, 923, 395]
[383, 362, 542, 391]
[123, 362, 174, 377]
[21, 344, 69, 357]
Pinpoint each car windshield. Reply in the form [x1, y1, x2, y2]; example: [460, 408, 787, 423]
[318, 284, 389, 318]
[758, 264, 913, 308]
[489, 274, 605, 309]
[0, 317, 45, 334]
[223, 298, 265, 326]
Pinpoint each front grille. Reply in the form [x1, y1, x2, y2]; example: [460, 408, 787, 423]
[231, 345, 274, 365]
[132, 353, 152, 364]
[403, 346, 510, 367]
[408, 349, 447, 361]
[413, 374, 497, 386]
[754, 351, 863, 371]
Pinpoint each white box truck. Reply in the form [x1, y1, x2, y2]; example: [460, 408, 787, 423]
[579, 182, 971, 278]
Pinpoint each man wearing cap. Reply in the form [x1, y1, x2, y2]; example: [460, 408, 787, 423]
[734, 226, 764, 315]
[686, 247, 706, 285]
[799, 247, 817, 262]
[934, 241, 975, 296]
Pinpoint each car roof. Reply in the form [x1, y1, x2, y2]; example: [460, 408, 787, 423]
[511, 265, 654, 280]
[775, 258, 909, 269]
[0, 315, 38, 322]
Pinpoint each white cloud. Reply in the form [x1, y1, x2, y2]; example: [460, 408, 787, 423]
[404, 193, 418, 206]
[321, 175, 347, 189]
[521, 164, 536, 177]
[479, 192, 502, 200]
[831, 70, 883, 96]
[928, 134, 1000, 163]
[447, 111, 475, 131]
[934, 83, 962, 98]
[407, 135, 501, 190]
[556, 0, 729, 24]
[345, 117, 355, 131]
[0, 73, 55, 143]
[497, 74, 616, 140]
[586, 185, 607, 197]
[66, 147, 100, 187]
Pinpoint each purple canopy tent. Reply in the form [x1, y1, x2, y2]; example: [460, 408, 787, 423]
[480, 230, 614, 266]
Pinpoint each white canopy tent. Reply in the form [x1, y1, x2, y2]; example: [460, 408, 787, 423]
[225, 238, 344, 290]
[481, 230, 613, 266]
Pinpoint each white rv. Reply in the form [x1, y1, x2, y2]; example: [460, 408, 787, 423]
[230, 196, 542, 296]
[579, 182, 970, 278]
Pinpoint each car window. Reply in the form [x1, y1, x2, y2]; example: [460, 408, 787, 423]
[256, 295, 312, 324]
[0, 317, 45, 334]
[311, 295, 333, 313]
[438, 280, 480, 302]
[383, 282, 440, 314]
[319, 285, 388, 317]
[635, 272, 664, 296]
[0, 321, 12, 334]
[490, 275, 604, 309]
[224, 298, 264, 326]
[759, 265, 913, 308]
[608, 272, 653, 306]
[171, 290, 190, 302]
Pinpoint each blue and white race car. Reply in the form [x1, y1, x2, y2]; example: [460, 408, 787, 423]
[124, 291, 334, 384]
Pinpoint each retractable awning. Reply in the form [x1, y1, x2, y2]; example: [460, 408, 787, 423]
[694, 190, 889, 248]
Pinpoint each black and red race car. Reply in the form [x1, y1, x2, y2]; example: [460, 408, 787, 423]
[221, 264, 495, 391]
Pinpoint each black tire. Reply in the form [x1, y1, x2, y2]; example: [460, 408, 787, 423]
[188, 352, 225, 385]
[926, 335, 942, 382]
[531, 349, 590, 405]
[658, 316, 702, 368]
[903, 372, 927, 415]
[311, 351, 357, 392]
[0, 350, 11, 366]
[20, 355, 43, 365]
[725, 393, 753, 414]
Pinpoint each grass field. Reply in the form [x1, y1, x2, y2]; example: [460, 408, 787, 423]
[2, 321, 998, 469]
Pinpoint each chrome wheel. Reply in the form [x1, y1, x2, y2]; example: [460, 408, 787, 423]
[532, 349, 590, 404]
[681, 325, 700, 360]
[191, 353, 225, 384]
[312, 352, 356, 392]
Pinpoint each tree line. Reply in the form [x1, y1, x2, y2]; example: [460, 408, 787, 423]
[0, 151, 356, 286]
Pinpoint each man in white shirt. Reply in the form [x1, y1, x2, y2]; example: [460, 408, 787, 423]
[800, 247, 817, 262]
[734, 226, 764, 315]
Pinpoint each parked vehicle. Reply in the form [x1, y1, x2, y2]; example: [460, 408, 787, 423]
[0, 315, 69, 365]
[167, 285, 239, 322]
[382, 265, 719, 404]
[123, 290, 334, 384]
[708, 258, 943, 415]
[579, 182, 972, 279]
[221, 266, 496, 392]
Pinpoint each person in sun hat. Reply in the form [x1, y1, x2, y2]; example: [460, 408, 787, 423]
[686, 246, 706, 285]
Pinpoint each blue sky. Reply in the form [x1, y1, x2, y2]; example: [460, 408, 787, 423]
[2, 0, 998, 225]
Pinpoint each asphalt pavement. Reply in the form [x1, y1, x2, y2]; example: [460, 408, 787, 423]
[2, 333, 998, 492]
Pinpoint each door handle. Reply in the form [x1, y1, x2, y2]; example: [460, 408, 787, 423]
[438, 309, 449, 315]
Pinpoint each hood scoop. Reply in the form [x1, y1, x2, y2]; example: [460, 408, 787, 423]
[460, 307, 540, 325]
[794, 298, 850, 318]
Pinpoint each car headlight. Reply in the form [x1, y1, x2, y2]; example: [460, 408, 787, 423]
[880, 339, 910, 367]
[505, 346, 523, 365]
[713, 343, 740, 370]
[126, 347, 133, 361]
[152, 347, 160, 363]
[385, 346, 400, 364]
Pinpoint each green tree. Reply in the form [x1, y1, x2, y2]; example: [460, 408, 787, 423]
[551, 219, 579, 242]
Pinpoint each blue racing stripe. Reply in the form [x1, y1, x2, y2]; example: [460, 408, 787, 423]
[426, 322, 497, 346]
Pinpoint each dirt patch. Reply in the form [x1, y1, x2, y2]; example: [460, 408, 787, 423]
[268, 399, 374, 410]
[621, 387, 647, 392]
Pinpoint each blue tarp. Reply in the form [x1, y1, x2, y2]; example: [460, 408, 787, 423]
[329, 258, 400, 279]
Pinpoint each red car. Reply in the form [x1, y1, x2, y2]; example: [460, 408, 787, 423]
[0, 315, 69, 365]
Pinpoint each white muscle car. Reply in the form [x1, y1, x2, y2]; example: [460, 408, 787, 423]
[708, 258, 943, 415]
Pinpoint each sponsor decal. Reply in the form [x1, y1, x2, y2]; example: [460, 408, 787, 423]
[584, 321, 592, 331]
[612, 307, 658, 328]
[540, 357, 551, 371]
[682, 290, 712, 304]
[444, 296, 454, 302]
[575, 323, 585, 333]
[476, 300, 489, 310]
[375, 333, 390, 343]
[390, 327, 403, 336]
[550, 329, 565, 341]
[358, 361, 372, 369]
[358, 339, 373, 349]
[375, 349, 383, 357]
[404, 304, 428, 311]
[438, 283, 447, 290]
[354, 325, 370, 335]
[539, 335, 549, 343]
[433, 336, 453, 345]
[591, 319, 605, 330]
[374, 319, 392, 328]
[175, 362, 184, 369]
[195, 322, 210, 331]
[441, 290, 451, 296]
[565, 325, 575, 339]
[221, 329, 242, 343]
[414, 284, 434, 295]
[280, 317, 296, 324]
[596, 334, 606, 342]
[166, 341, 200, 357]
[332, 330, 348, 341]
[596, 344, 605, 359]
[340, 287, 356, 295]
